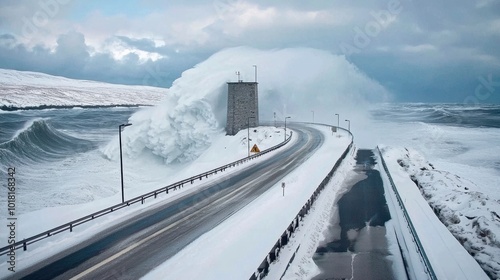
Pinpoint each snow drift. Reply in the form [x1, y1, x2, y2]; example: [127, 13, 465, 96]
[0, 69, 166, 108]
[104, 47, 389, 164]
[385, 146, 500, 278]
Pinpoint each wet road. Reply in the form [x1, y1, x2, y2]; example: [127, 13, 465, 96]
[312, 149, 400, 280]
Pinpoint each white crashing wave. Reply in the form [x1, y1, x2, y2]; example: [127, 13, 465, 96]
[103, 47, 390, 164]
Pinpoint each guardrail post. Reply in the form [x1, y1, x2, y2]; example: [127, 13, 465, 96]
[70, 224, 73, 232]
[23, 241, 27, 251]
[141, 197, 144, 204]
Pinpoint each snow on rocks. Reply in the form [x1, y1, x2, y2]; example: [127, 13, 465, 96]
[383, 146, 500, 279]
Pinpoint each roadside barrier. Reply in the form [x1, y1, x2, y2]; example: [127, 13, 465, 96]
[376, 146, 437, 280]
[250, 124, 353, 280]
[0, 131, 293, 256]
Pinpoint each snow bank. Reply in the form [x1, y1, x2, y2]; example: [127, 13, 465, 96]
[0, 69, 165, 108]
[380, 146, 495, 279]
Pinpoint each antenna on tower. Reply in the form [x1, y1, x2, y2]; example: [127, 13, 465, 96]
[235, 71, 241, 82]
[253, 65, 257, 82]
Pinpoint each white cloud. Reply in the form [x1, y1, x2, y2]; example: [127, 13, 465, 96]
[402, 44, 437, 53]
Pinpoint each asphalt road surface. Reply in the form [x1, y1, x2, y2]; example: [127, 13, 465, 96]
[312, 149, 403, 280]
[12, 124, 326, 280]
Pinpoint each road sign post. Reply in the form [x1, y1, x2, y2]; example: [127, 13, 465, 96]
[282, 182, 285, 196]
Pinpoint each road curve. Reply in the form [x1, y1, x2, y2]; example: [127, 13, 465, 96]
[14, 124, 325, 280]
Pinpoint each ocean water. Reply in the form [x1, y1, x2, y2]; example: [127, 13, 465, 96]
[1, 103, 499, 217]
[0, 107, 142, 216]
[365, 103, 500, 200]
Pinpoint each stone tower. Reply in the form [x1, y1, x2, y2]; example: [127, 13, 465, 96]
[226, 81, 259, 135]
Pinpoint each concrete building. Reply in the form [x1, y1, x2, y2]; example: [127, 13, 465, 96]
[226, 81, 259, 136]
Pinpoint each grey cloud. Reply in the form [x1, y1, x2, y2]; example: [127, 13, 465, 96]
[0, 1, 498, 103]
[115, 36, 158, 53]
[0, 32, 208, 88]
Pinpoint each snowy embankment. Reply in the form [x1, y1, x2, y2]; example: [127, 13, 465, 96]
[0, 126, 285, 278]
[379, 146, 496, 279]
[0, 69, 165, 108]
[143, 126, 352, 280]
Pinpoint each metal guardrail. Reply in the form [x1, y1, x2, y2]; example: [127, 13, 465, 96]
[0, 130, 293, 256]
[376, 146, 437, 280]
[250, 124, 354, 280]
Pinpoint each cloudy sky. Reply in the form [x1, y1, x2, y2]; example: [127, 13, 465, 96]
[0, 0, 499, 103]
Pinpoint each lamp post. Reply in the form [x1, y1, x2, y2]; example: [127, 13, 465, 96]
[345, 119, 350, 132]
[335, 113, 339, 128]
[253, 65, 257, 82]
[311, 110, 315, 123]
[248, 116, 255, 157]
[119, 123, 132, 203]
[284, 116, 291, 141]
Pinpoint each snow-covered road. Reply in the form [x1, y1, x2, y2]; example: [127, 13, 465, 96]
[311, 149, 406, 280]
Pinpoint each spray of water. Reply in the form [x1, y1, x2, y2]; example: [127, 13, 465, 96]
[102, 47, 390, 163]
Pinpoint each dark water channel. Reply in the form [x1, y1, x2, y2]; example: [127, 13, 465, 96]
[312, 149, 396, 280]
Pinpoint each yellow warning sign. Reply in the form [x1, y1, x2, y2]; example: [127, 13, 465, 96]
[250, 144, 261, 153]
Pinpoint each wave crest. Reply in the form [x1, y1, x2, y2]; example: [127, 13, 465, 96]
[0, 119, 95, 163]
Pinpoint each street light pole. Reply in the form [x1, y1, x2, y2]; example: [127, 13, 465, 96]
[253, 65, 257, 82]
[345, 119, 350, 132]
[335, 113, 339, 128]
[284, 116, 291, 141]
[119, 123, 132, 204]
[248, 116, 255, 157]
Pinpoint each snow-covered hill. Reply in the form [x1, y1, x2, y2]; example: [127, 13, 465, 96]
[0, 69, 166, 109]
